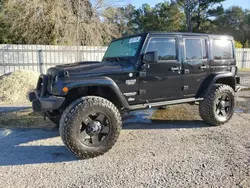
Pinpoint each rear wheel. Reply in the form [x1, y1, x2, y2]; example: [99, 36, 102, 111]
[199, 84, 235, 126]
[59, 96, 122, 159]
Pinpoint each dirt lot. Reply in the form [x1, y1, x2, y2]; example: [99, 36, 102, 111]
[0, 90, 249, 188]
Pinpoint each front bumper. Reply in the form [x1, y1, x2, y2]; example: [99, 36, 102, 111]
[29, 74, 65, 112]
[29, 90, 65, 112]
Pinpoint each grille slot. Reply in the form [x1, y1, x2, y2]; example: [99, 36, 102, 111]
[36, 74, 48, 97]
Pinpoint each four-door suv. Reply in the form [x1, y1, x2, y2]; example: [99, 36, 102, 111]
[29, 32, 241, 159]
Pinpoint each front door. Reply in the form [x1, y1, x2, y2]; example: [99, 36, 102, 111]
[182, 36, 210, 96]
[138, 35, 183, 102]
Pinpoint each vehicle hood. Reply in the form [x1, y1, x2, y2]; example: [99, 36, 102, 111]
[51, 61, 124, 76]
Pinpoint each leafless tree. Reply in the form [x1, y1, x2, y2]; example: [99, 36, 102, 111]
[1, 0, 120, 45]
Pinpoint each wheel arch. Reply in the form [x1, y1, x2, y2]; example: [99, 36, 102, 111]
[197, 72, 236, 98]
[61, 77, 129, 110]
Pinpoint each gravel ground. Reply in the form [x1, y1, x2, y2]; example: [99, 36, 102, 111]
[0, 91, 249, 188]
[239, 71, 250, 88]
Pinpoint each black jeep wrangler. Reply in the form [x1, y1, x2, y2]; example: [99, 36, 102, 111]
[29, 32, 241, 159]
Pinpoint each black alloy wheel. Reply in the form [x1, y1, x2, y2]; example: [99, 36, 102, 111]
[214, 93, 233, 121]
[79, 112, 111, 146]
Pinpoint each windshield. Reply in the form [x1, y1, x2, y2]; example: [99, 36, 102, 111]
[103, 36, 142, 58]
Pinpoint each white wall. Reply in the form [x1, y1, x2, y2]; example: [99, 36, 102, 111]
[0, 44, 107, 75]
[235, 48, 250, 69]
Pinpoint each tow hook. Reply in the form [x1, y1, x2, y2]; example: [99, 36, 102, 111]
[235, 85, 242, 92]
[43, 113, 47, 121]
[146, 100, 151, 108]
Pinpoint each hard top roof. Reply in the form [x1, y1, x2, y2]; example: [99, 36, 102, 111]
[113, 32, 233, 41]
[144, 31, 232, 37]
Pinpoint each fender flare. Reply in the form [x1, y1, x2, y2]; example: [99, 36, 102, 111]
[62, 76, 129, 109]
[197, 72, 236, 97]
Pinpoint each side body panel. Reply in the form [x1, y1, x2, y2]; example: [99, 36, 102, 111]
[196, 35, 237, 97]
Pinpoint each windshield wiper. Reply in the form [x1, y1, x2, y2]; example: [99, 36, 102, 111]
[105, 57, 120, 62]
[104, 56, 134, 63]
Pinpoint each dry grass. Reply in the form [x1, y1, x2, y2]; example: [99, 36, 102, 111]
[239, 68, 250, 72]
[0, 109, 54, 128]
[0, 70, 39, 105]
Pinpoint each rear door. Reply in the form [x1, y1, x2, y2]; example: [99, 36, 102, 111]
[182, 36, 209, 97]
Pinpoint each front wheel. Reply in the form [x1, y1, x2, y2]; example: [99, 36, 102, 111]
[199, 84, 235, 126]
[59, 96, 122, 159]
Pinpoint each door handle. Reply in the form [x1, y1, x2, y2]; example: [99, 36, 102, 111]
[199, 65, 207, 69]
[170, 67, 180, 71]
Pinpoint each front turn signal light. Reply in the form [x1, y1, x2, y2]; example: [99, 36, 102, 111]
[62, 87, 69, 93]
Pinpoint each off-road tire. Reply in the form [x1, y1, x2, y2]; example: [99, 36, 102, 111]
[59, 96, 122, 159]
[199, 84, 235, 126]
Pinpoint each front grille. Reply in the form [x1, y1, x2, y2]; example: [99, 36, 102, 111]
[47, 74, 53, 93]
[47, 68, 60, 93]
[36, 75, 43, 97]
[36, 74, 48, 97]
[36, 75, 43, 91]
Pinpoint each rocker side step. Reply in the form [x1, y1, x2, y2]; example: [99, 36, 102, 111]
[129, 97, 204, 110]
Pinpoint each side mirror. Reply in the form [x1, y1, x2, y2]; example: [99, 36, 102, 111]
[143, 51, 158, 64]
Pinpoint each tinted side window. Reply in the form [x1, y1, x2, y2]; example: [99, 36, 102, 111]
[146, 38, 176, 60]
[185, 39, 202, 60]
[212, 39, 233, 60]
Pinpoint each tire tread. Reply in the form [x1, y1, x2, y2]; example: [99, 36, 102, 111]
[199, 84, 235, 126]
[59, 96, 122, 159]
